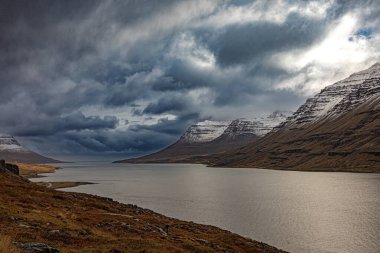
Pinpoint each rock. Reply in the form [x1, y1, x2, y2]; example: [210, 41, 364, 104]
[10, 216, 24, 222]
[156, 227, 167, 237]
[109, 249, 122, 253]
[18, 224, 32, 228]
[46, 229, 72, 243]
[197, 239, 209, 244]
[120, 222, 132, 229]
[15, 242, 59, 253]
[163, 224, 170, 234]
[48, 230, 61, 235]
[0, 159, 19, 175]
[5, 163, 19, 175]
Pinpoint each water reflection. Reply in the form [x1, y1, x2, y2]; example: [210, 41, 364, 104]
[33, 163, 380, 253]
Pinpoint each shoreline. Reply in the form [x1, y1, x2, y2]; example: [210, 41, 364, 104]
[0, 164, 287, 252]
[115, 160, 380, 173]
[17, 163, 61, 178]
[17, 163, 97, 190]
[35, 181, 96, 189]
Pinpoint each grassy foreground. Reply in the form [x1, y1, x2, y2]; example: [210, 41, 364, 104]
[0, 169, 286, 253]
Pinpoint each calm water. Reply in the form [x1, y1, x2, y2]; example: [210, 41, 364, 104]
[32, 162, 380, 253]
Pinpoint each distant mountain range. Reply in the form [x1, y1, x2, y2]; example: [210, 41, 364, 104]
[213, 62, 380, 172]
[115, 111, 292, 163]
[118, 63, 380, 172]
[0, 135, 59, 164]
[4, 63, 379, 172]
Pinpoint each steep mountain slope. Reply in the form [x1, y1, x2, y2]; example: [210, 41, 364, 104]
[0, 135, 59, 163]
[177, 120, 232, 143]
[214, 63, 380, 172]
[116, 112, 291, 164]
[116, 121, 233, 163]
[214, 111, 292, 143]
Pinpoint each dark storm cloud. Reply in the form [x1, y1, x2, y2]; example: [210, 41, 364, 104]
[135, 113, 199, 135]
[0, 0, 378, 156]
[20, 114, 197, 156]
[209, 13, 327, 66]
[143, 96, 189, 115]
[150, 62, 213, 92]
[5, 112, 118, 137]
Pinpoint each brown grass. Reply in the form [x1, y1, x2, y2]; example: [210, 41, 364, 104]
[213, 96, 380, 172]
[16, 163, 59, 178]
[0, 235, 20, 253]
[0, 170, 286, 253]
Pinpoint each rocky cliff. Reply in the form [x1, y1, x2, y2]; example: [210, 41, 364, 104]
[0, 159, 19, 175]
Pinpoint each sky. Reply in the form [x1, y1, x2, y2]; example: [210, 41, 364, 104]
[0, 0, 379, 158]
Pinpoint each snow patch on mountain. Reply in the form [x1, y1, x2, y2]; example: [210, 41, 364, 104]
[333, 62, 380, 87]
[225, 111, 293, 137]
[263, 111, 293, 129]
[180, 111, 293, 144]
[285, 62, 380, 125]
[0, 136, 29, 153]
[221, 119, 267, 139]
[179, 120, 231, 143]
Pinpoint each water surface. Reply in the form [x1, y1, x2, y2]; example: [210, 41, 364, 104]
[32, 162, 380, 253]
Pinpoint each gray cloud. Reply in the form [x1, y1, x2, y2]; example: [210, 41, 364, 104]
[0, 0, 379, 156]
[209, 13, 327, 66]
[1, 111, 118, 137]
[143, 96, 190, 115]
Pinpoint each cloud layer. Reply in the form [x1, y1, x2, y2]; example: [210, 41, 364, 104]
[0, 0, 379, 157]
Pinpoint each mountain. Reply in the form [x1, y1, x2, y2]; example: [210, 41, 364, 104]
[211, 111, 292, 144]
[116, 111, 292, 163]
[0, 135, 59, 164]
[177, 120, 232, 143]
[214, 63, 380, 172]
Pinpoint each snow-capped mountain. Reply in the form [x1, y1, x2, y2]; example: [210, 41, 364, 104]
[285, 62, 380, 125]
[0, 135, 28, 152]
[217, 111, 293, 141]
[0, 135, 59, 163]
[116, 111, 292, 164]
[179, 111, 293, 144]
[220, 119, 266, 140]
[179, 120, 231, 143]
[214, 63, 380, 172]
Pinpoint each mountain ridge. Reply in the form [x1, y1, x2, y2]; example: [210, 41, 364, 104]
[115, 111, 292, 164]
[0, 135, 60, 164]
[212, 63, 380, 172]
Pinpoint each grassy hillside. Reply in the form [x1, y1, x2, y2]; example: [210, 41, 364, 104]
[0, 169, 286, 253]
[213, 96, 380, 172]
